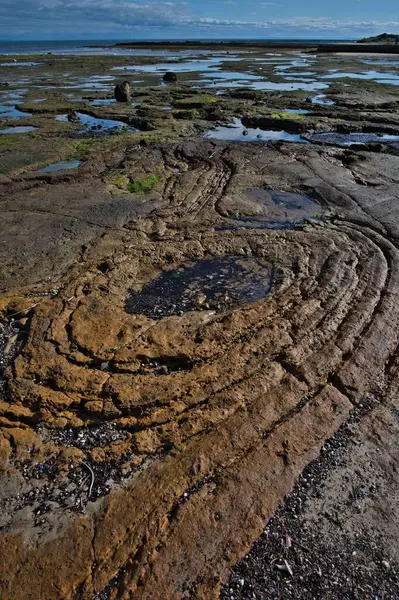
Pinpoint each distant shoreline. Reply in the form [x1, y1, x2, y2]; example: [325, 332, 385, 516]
[109, 40, 399, 54]
[2, 38, 399, 56]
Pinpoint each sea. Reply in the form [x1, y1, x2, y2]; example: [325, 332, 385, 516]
[0, 39, 353, 56]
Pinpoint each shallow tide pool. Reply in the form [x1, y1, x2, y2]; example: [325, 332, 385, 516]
[0, 125, 37, 134]
[55, 112, 135, 131]
[38, 159, 81, 173]
[205, 118, 308, 143]
[0, 104, 32, 118]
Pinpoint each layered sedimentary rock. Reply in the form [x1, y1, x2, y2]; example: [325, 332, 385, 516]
[0, 140, 399, 599]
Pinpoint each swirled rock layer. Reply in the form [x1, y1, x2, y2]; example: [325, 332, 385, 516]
[1, 140, 399, 599]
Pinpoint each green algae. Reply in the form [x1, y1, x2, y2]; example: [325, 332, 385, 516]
[0, 135, 23, 150]
[271, 111, 305, 120]
[128, 174, 160, 194]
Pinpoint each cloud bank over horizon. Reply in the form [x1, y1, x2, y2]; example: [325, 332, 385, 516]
[1, 0, 399, 40]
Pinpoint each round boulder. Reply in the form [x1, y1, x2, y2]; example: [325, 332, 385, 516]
[163, 71, 178, 83]
[114, 81, 131, 102]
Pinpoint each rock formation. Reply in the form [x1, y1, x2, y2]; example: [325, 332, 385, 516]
[114, 81, 131, 102]
[0, 140, 399, 599]
[163, 71, 178, 82]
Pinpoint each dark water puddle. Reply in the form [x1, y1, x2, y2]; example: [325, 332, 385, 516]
[221, 189, 324, 230]
[0, 125, 37, 134]
[0, 104, 32, 118]
[38, 160, 81, 174]
[305, 132, 399, 146]
[126, 257, 274, 318]
[56, 112, 135, 132]
[205, 118, 307, 143]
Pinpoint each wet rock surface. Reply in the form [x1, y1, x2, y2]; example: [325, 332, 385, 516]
[125, 257, 275, 318]
[0, 46, 399, 600]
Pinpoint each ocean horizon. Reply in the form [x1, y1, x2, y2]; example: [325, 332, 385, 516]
[0, 38, 356, 56]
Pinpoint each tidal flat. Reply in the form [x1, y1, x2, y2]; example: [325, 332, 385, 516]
[0, 43, 399, 600]
[1, 46, 399, 174]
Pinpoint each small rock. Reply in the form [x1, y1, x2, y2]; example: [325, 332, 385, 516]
[195, 293, 207, 308]
[67, 111, 78, 122]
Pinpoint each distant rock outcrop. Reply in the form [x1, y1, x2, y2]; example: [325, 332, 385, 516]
[114, 81, 131, 102]
[357, 33, 399, 44]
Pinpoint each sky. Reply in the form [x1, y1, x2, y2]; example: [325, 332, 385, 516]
[1, 0, 399, 41]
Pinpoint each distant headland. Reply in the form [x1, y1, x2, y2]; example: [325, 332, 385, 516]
[357, 33, 399, 44]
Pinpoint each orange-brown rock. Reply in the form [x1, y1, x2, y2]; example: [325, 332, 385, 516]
[1, 140, 399, 599]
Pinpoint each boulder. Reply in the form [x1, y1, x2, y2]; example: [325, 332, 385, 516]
[67, 110, 79, 122]
[114, 81, 131, 102]
[163, 71, 178, 83]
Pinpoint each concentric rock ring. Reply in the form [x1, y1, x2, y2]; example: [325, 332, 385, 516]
[1, 140, 399, 600]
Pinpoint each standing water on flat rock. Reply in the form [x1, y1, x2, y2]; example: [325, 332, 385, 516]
[0, 125, 37, 134]
[311, 94, 335, 106]
[89, 98, 117, 106]
[305, 132, 399, 146]
[1, 61, 41, 67]
[126, 257, 275, 318]
[205, 118, 307, 143]
[55, 112, 135, 131]
[38, 160, 81, 174]
[322, 70, 399, 85]
[284, 108, 312, 115]
[0, 104, 32, 118]
[222, 189, 324, 230]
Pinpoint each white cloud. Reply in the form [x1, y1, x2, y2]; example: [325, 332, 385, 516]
[1, 0, 399, 38]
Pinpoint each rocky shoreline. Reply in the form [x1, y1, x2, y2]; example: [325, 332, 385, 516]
[0, 46, 399, 599]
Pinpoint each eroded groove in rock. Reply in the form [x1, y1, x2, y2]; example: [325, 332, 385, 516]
[0, 141, 398, 600]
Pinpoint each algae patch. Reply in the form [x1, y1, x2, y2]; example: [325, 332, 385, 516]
[271, 111, 305, 120]
[128, 174, 160, 194]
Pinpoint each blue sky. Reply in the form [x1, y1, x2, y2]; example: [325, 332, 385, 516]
[1, 0, 399, 41]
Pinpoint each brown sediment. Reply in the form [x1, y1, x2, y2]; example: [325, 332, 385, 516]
[0, 135, 399, 598]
